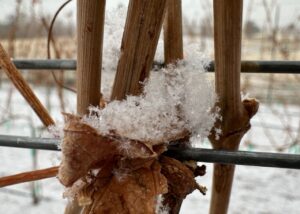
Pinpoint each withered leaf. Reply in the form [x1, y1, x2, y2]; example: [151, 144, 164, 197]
[58, 113, 204, 214]
[59, 114, 167, 187]
[58, 114, 119, 187]
[59, 113, 168, 214]
[160, 156, 203, 210]
[82, 161, 168, 214]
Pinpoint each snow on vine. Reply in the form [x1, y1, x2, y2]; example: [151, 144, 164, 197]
[47, 5, 219, 146]
[82, 53, 218, 144]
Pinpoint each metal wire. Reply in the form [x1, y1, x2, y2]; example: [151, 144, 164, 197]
[0, 135, 299, 169]
[1, 60, 300, 169]
[0, 135, 59, 151]
[207, 60, 300, 74]
[165, 147, 300, 169]
[13, 59, 76, 70]
[10, 59, 300, 74]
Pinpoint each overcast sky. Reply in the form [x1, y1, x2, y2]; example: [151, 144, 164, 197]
[0, 0, 299, 27]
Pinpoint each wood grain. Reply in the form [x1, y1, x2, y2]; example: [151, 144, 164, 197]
[209, 1, 256, 214]
[213, 0, 244, 134]
[66, 1, 106, 213]
[0, 43, 54, 127]
[111, 0, 168, 100]
[76, 0, 106, 114]
[164, 0, 184, 64]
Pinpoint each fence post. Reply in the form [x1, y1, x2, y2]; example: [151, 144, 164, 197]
[111, 0, 168, 100]
[209, 1, 258, 214]
[163, 0, 184, 64]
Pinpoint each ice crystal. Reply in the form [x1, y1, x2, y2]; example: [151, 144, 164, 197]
[82, 52, 218, 145]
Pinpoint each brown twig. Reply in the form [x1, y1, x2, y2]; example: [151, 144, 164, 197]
[0, 42, 55, 127]
[0, 167, 58, 188]
[7, 0, 22, 56]
[41, 0, 75, 112]
[43, 0, 76, 93]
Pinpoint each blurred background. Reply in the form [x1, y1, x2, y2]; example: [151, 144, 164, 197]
[0, 0, 299, 213]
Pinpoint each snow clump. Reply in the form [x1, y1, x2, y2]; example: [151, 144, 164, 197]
[82, 54, 219, 145]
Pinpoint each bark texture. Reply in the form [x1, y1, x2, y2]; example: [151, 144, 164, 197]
[209, 1, 259, 214]
[164, 0, 183, 64]
[76, 0, 106, 114]
[111, 0, 168, 100]
[66, 1, 106, 213]
[0, 43, 54, 126]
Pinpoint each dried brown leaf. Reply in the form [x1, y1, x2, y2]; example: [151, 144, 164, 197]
[82, 161, 168, 214]
[160, 156, 199, 198]
[0, 115, 202, 214]
[58, 113, 201, 214]
[160, 156, 205, 212]
[58, 114, 118, 186]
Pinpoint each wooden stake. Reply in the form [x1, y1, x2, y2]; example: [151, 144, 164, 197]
[76, 0, 106, 114]
[0, 43, 54, 127]
[164, 0, 184, 64]
[111, 0, 168, 100]
[0, 167, 58, 188]
[209, 1, 258, 214]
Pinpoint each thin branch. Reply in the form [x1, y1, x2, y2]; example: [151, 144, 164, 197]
[0, 167, 58, 188]
[44, 0, 76, 93]
[0, 42, 55, 127]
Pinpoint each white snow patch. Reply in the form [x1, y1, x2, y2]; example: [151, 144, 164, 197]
[82, 57, 217, 144]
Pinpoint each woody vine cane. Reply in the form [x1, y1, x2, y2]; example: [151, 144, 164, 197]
[209, 1, 259, 214]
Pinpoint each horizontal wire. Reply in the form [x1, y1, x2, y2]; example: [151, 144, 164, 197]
[0, 135, 299, 169]
[7, 59, 300, 74]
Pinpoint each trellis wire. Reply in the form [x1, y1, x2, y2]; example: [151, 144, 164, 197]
[0, 135, 58, 151]
[9, 59, 300, 74]
[1, 60, 300, 170]
[0, 135, 299, 169]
